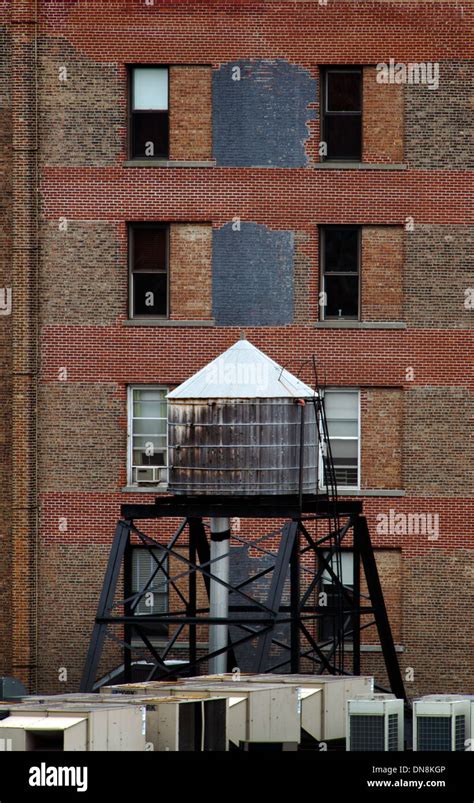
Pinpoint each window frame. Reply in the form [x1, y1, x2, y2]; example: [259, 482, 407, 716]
[127, 384, 169, 488]
[319, 388, 361, 491]
[128, 222, 170, 320]
[128, 65, 170, 160]
[320, 225, 361, 321]
[321, 67, 362, 162]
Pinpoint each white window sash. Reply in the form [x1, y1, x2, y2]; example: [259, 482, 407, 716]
[127, 385, 169, 487]
[319, 389, 360, 491]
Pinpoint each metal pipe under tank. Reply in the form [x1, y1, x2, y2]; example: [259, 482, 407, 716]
[209, 517, 230, 674]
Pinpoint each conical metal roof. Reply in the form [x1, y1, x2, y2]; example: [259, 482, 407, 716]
[167, 339, 317, 399]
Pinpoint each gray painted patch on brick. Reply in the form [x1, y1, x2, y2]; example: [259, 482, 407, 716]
[213, 222, 294, 326]
[213, 59, 317, 166]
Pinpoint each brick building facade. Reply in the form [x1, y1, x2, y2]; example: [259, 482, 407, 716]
[0, 0, 472, 698]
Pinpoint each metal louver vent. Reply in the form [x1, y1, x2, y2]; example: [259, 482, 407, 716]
[417, 717, 451, 751]
[387, 713, 399, 751]
[454, 715, 465, 752]
[350, 715, 384, 751]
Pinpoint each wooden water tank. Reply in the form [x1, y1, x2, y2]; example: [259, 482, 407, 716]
[167, 340, 319, 495]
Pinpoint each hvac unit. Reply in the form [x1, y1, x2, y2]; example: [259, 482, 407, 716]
[134, 466, 167, 486]
[347, 695, 404, 752]
[222, 673, 373, 741]
[102, 680, 300, 746]
[140, 696, 227, 751]
[0, 715, 88, 751]
[171, 682, 300, 745]
[413, 698, 470, 752]
[0, 704, 146, 751]
[13, 694, 227, 752]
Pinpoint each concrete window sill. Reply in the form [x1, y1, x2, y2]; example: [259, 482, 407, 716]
[314, 162, 407, 170]
[122, 485, 168, 493]
[123, 319, 215, 327]
[123, 159, 216, 168]
[314, 321, 406, 329]
[322, 644, 405, 653]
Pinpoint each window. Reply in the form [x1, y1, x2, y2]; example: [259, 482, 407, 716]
[320, 226, 360, 319]
[322, 68, 362, 161]
[131, 547, 169, 638]
[128, 386, 168, 486]
[129, 223, 168, 318]
[319, 550, 354, 642]
[130, 66, 169, 158]
[322, 390, 359, 489]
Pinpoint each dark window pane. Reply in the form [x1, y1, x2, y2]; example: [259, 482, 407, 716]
[133, 273, 167, 316]
[133, 227, 167, 272]
[324, 229, 359, 273]
[131, 547, 168, 636]
[325, 115, 361, 160]
[324, 275, 359, 317]
[320, 585, 353, 641]
[327, 72, 361, 112]
[132, 111, 169, 158]
[324, 461, 358, 488]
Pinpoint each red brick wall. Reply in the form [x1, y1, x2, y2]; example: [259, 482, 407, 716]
[169, 223, 212, 319]
[362, 227, 404, 321]
[169, 66, 212, 162]
[361, 388, 403, 490]
[363, 67, 404, 164]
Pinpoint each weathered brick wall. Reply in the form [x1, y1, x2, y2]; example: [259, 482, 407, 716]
[405, 61, 474, 170]
[402, 549, 474, 697]
[361, 388, 403, 490]
[361, 227, 404, 321]
[358, 549, 403, 647]
[38, 383, 124, 493]
[38, 38, 123, 167]
[362, 67, 404, 164]
[40, 221, 125, 325]
[0, 20, 12, 675]
[0, 0, 471, 698]
[169, 66, 212, 162]
[37, 540, 123, 693]
[293, 228, 317, 324]
[404, 224, 473, 329]
[170, 223, 212, 319]
[404, 386, 473, 497]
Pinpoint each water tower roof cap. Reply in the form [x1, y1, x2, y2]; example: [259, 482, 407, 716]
[167, 340, 317, 399]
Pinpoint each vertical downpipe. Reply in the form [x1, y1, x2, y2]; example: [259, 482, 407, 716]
[11, 0, 38, 692]
[209, 517, 230, 674]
